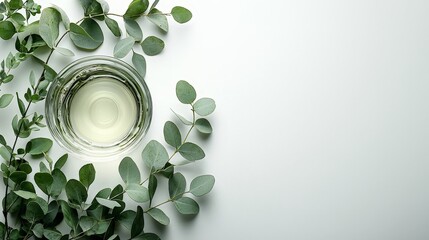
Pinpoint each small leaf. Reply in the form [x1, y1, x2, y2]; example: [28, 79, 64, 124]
[79, 0, 103, 17]
[171, 6, 192, 24]
[55, 47, 75, 57]
[147, 8, 168, 32]
[132, 52, 146, 78]
[148, 208, 170, 225]
[126, 183, 149, 203]
[179, 142, 205, 161]
[169, 172, 186, 199]
[34, 172, 53, 195]
[26, 201, 44, 221]
[39, 7, 61, 48]
[69, 19, 103, 50]
[190, 175, 215, 197]
[10, 171, 27, 184]
[119, 157, 141, 184]
[193, 98, 216, 116]
[125, 19, 143, 42]
[136, 233, 161, 240]
[124, 0, 149, 19]
[51, 4, 70, 29]
[195, 118, 213, 134]
[118, 210, 136, 230]
[28, 138, 53, 155]
[96, 197, 120, 209]
[65, 179, 88, 205]
[54, 154, 68, 169]
[0, 20, 16, 40]
[141, 36, 164, 56]
[174, 197, 199, 215]
[79, 216, 96, 232]
[142, 140, 169, 170]
[43, 229, 62, 240]
[60, 200, 78, 230]
[0, 94, 13, 108]
[164, 121, 181, 148]
[79, 163, 96, 189]
[32, 223, 44, 238]
[113, 37, 135, 59]
[105, 16, 121, 37]
[49, 169, 67, 198]
[148, 174, 157, 203]
[14, 190, 37, 199]
[176, 80, 196, 104]
[131, 206, 144, 238]
[171, 109, 192, 125]
[16, 93, 25, 116]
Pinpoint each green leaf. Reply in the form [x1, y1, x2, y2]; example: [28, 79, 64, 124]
[65, 179, 88, 205]
[110, 184, 124, 200]
[54, 154, 68, 169]
[125, 19, 143, 42]
[20, 181, 35, 192]
[135, 233, 161, 240]
[119, 157, 141, 184]
[70, 19, 103, 50]
[96, 197, 120, 209]
[44, 199, 61, 227]
[26, 201, 44, 221]
[16, 93, 25, 116]
[14, 190, 37, 199]
[126, 183, 149, 203]
[174, 197, 199, 215]
[118, 210, 136, 230]
[169, 172, 186, 199]
[55, 47, 75, 56]
[171, 6, 192, 24]
[113, 37, 134, 59]
[148, 174, 157, 203]
[3, 192, 21, 214]
[60, 200, 78, 230]
[176, 80, 196, 104]
[39, 162, 49, 173]
[28, 138, 53, 155]
[79, 0, 103, 17]
[10, 171, 27, 184]
[171, 109, 193, 125]
[142, 140, 169, 170]
[105, 16, 121, 37]
[51, 4, 70, 29]
[79, 163, 96, 189]
[79, 216, 96, 232]
[132, 52, 146, 78]
[194, 98, 216, 116]
[179, 142, 205, 161]
[8, 0, 23, 10]
[49, 169, 67, 198]
[141, 36, 164, 56]
[32, 223, 44, 238]
[34, 172, 53, 195]
[195, 118, 213, 134]
[147, 8, 168, 32]
[124, 0, 149, 19]
[147, 208, 170, 225]
[131, 206, 144, 238]
[39, 7, 61, 48]
[0, 94, 13, 108]
[43, 229, 62, 240]
[0, 146, 10, 161]
[0, 134, 5, 146]
[190, 175, 215, 197]
[0, 21, 16, 40]
[164, 121, 181, 148]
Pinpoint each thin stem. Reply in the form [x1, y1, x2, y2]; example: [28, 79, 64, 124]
[22, 221, 34, 240]
[145, 199, 172, 213]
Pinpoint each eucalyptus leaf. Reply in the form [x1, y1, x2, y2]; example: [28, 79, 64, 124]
[65, 179, 88, 205]
[10, 171, 27, 184]
[132, 52, 146, 78]
[113, 37, 134, 59]
[32, 223, 44, 238]
[28, 138, 53, 155]
[141, 36, 164, 56]
[125, 19, 143, 42]
[49, 169, 67, 198]
[39, 7, 61, 48]
[0, 146, 10, 161]
[172, 109, 193, 125]
[164, 121, 181, 148]
[79, 216, 96, 232]
[119, 157, 141, 184]
[124, 0, 149, 19]
[193, 98, 216, 116]
[190, 175, 215, 196]
[148, 174, 157, 203]
[135, 233, 161, 240]
[147, 8, 168, 32]
[169, 172, 186, 199]
[54, 154, 68, 169]
[148, 208, 170, 225]
[195, 118, 213, 134]
[131, 206, 144, 238]
[96, 197, 120, 209]
[79, 0, 103, 17]
[14, 190, 37, 199]
[105, 16, 121, 37]
[34, 172, 53, 195]
[0, 94, 13, 108]
[174, 197, 199, 215]
[43, 229, 62, 240]
[171, 6, 192, 24]
[60, 200, 78, 230]
[55, 47, 75, 57]
[142, 140, 169, 170]
[79, 163, 96, 189]
[69, 19, 103, 50]
[179, 142, 205, 161]
[126, 183, 149, 203]
[118, 210, 136, 230]
[176, 80, 196, 104]
[0, 21, 16, 40]
[51, 4, 70, 29]
[25, 201, 44, 221]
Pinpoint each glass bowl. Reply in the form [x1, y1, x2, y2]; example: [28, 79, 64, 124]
[45, 56, 152, 160]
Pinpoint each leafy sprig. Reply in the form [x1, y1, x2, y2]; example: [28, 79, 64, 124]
[0, 0, 215, 239]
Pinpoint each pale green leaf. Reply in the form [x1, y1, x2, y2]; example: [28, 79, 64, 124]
[69, 19, 103, 50]
[39, 7, 61, 48]
[142, 140, 169, 170]
[141, 36, 164, 56]
[105, 16, 121, 37]
[193, 98, 216, 116]
[126, 183, 149, 203]
[174, 197, 199, 215]
[169, 172, 186, 199]
[164, 121, 181, 148]
[125, 19, 143, 42]
[119, 157, 141, 184]
[55, 47, 75, 57]
[79, 163, 96, 188]
[65, 179, 88, 205]
[0, 94, 13, 108]
[171, 6, 192, 24]
[176, 80, 196, 104]
[195, 118, 213, 134]
[96, 197, 120, 209]
[147, 8, 168, 32]
[113, 37, 134, 58]
[178, 142, 205, 161]
[171, 109, 192, 125]
[14, 190, 37, 199]
[190, 175, 215, 196]
[28, 138, 53, 155]
[51, 4, 70, 29]
[132, 52, 146, 78]
[148, 208, 170, 225]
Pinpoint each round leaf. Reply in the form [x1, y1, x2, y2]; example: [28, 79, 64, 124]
[124, 0, 149, 19]
[39, 7, 61, 48]
[174, 197, 199, 215]
[49, 168, 67, 198]
[70, 19, 103, 50]
[126, 183, 149, 203]
[141, 36, 164, 56]
[164, 121, 181, 148]
[34, 172, 53, 195]
[65, 179, 88, 205]
[147, 8, 168, 32]
[147, 208, 170, 225]
[0, 21, 15, 40]
[195, 118, 213, 134]
[28, 138, 53, 155]
[125, 19, 143, 42]
[171, 6, 192, 24]
[26, 201, 44, 221]
[119, 157, 141, 184]
[178, 142, 205, 161]
[142, 140, 169, 170]
[10, 171, 27, 184]
[176, 80, 196, 104]
[193, 98, 216, 116]
[190, 175, 215, 196]
[169, 172, 186, 199]
[113, 37, 135, 58]
[79, 163, 96, 189]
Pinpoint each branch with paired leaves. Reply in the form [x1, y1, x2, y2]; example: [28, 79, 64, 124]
[0, 0, 215, 239]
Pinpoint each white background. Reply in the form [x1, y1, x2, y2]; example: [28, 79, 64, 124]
[1, 0, 429, 239]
